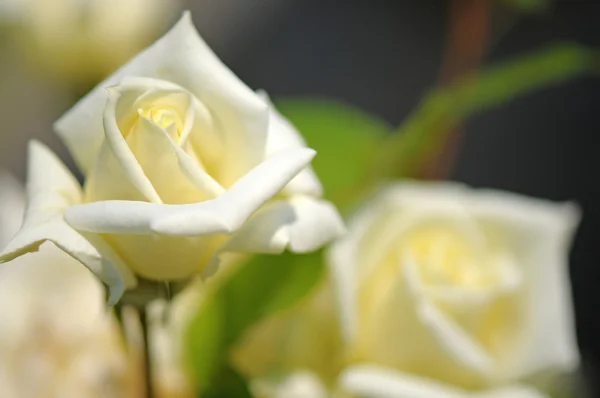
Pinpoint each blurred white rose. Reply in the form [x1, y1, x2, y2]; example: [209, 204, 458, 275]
[0, 13, 344, 303]
[0, 0, 180, 85]
[328, 182, 580, 397]
[0, 173, 138, 398]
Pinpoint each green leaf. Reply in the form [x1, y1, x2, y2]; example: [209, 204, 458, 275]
[185, 250, 325, 391]
[275, 99, 391, 207]
[220, 250, 325, 347]
[185, 293, 226, 390]
[377, 42, 600, 178]
[200, 365, 253, 398]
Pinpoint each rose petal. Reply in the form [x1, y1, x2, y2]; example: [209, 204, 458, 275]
[55, 12, 269, 186]
[65, 148, 315, 237]
[0, 141, 136, 304]
[403, 252, 495, 377]
[259, 90, 323, 197]
[126, 115, 223, 203]
[103, 87, 163, 203]
[340, 365, 548, 398]
[340, 365, 465, 398]
[222, 195, 345, 253]
[468, 190, 580, 379]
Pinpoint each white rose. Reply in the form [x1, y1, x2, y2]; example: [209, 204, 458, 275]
[0, 175, 136, 398]
[1, 0, 180, 84]
[328, 182, 580, 397]
[0, 13, 343, 304]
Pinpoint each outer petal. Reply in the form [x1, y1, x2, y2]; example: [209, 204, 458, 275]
[64, 148, 315, 280]
[467, 189, 580, 379]
[327, 191, 384, 341]
[65, 148, 316, 236]
[222, 195, 345, 254]
[259, 91, 323, 197]
[340, 365, 548, 398]
[0, 141, 136, 304]
[0, 171, 25, 249]
[55, 12, 269, 187]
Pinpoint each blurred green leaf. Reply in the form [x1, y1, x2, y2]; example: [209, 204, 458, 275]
[275, 99, 391, 206]
[186, 250, 325, 391]
[220, 250, 325, 346]
[378, 42, 600, 178]
[200, 364, 253, 398]
[185, 293, 226, 390]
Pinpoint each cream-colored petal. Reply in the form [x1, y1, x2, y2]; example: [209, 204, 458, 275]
[104, 88, 162, 203]
[84, 140, 149, 203]
[340, 365, 547, 398]
[327, 185, 486, 344]
[65, 148, 315, 237]
[468, 193, 580, 379]
[64, 148, 315, 280]
[223, 195, 345, 254]
[0, 171, 25, 249]
[403, 252, 495, 377]
[0, 141, 136, 303]
[126, 115, 223, 203]
[259, 91, 323, 197]
[55, 12, 269, 186]
[340, 365, 464, 398]
[472, 387, 548, 398]
[327, 195, 380, 342]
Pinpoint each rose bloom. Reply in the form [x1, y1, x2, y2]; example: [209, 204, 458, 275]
[0, 173, 139, 398]
[0, 0, 179, 85]
[0, 13, 343, 303]
[328, 182, 580, 397]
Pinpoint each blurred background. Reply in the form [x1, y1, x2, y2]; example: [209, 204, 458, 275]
[0, 0, 599, 394]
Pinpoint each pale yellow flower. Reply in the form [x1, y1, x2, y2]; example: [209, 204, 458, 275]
[329, 182, 580, 397]
[1, 0, 180, 85]
[0, 13, 344, 304]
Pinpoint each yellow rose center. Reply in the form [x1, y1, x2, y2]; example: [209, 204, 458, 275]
[139, 106, 184, 136]
[406, 225, 493, 289]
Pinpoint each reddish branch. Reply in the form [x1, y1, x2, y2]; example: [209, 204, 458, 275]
[421, 0, 491, 179]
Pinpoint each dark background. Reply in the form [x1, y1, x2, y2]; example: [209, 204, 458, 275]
[205, 0, 600, 394]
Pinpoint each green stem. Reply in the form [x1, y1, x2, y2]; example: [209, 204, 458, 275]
[139, 308, 154, 398]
